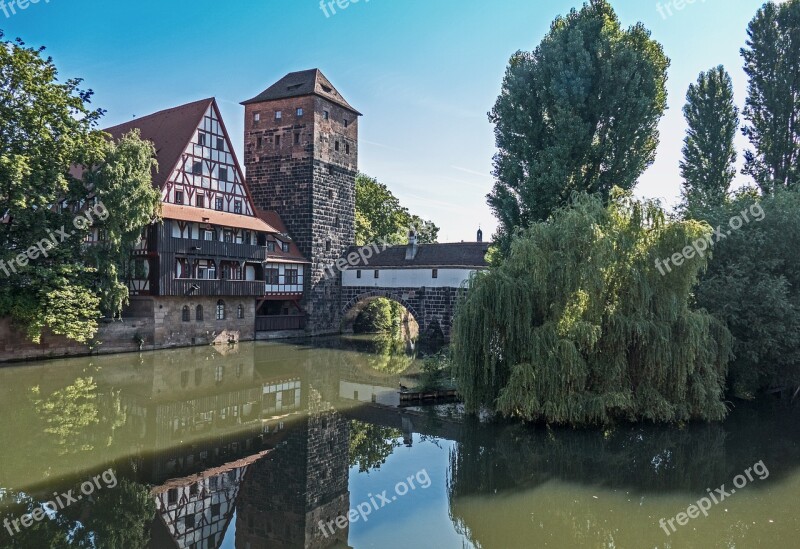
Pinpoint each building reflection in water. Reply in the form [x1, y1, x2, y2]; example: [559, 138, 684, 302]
[132, 345, 352, 549]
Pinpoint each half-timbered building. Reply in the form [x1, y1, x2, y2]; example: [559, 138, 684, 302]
[105, 98, 309, 345]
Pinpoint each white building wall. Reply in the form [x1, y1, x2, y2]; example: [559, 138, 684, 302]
[341, 267, 477, 288]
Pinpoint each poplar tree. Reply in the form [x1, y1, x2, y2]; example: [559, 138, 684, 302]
[741, 0, 800, 193]
[452, 192, 732, 425]
[680, 66, 739, 215]
[488, 0, 669, 252]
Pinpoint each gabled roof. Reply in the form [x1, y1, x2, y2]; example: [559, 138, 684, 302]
[344, 242, 490, 269]
[257, 210, 310, 264]
[241, 69, 361, 115]
[103, 98, 213, 190]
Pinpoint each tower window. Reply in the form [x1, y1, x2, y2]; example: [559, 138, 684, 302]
[356, 270, 362, 279]
[328, 165, 334, 175]
[323, 110, 330, 120]
[335, 216, 340, 228]
[374, 270, 380, 279]
[334, 141, 340, 152]
[253, 112, 260, 123]
[275, 111, 282, 120]
[432, 269, 439, 279]
[296, 108, 304, 117]
[175, 191, 184, 205]
[328, 190, 333, 199]
[257, 136, 263, 149]
[294, 133, 300, 145]
[326, 240, 331, 252]
[275, 135, 281, 148]
[344, 119, 349, 128]
[346, 143, 350, 154]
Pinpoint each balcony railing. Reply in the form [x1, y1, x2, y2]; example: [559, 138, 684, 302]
[255, 315, 306, 332]
[169, 279, 265, 297]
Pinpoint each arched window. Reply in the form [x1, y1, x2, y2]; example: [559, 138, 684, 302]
[216, 300, 225, 320]
[237, 304, 245, 319]
[196, 305, 204, 322]
[182, 305, 190, 322]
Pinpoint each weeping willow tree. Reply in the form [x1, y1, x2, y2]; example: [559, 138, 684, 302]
[453, 191, 732, 425]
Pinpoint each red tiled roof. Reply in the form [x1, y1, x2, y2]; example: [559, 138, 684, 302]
[102, 98, 213, 190]
[162, 203, 278, 233]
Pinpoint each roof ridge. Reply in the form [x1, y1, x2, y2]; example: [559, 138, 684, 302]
[102, 97, 214, 133]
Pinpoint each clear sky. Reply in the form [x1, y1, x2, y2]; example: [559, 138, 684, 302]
[1, 0, 782, 242]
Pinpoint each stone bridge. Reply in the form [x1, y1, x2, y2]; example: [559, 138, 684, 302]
[340, 286, 464, 339]
[337, 239, 490, 340]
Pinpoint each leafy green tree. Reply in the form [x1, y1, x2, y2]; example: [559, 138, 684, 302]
[488, 0, 669, 252]
[348, 420, 403, 473]
[694, 190, 800, 398]
[680, 66, 739, 215]
[452, 191, 732, 425]
[0, 33, 160, 342]
[355, 173, 439, 245]
[741, 0, 800, 194]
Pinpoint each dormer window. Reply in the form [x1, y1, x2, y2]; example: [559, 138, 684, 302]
[322, 85, 332, 93]
[282, 241, 289, 253]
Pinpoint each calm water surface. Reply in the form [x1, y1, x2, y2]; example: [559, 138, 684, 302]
[1, 336, 799, 548]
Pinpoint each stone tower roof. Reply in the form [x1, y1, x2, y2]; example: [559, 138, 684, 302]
[241, 69, 361, 115]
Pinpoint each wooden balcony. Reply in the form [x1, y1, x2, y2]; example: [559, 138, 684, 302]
[255, 315, 306, 332]
[161, 237, 267, 262]
[168, 279, 265, 297]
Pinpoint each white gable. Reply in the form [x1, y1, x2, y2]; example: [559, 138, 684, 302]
[162, 104, 254, 216]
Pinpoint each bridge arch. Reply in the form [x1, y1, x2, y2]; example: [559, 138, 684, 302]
[340, 290, 422, 334]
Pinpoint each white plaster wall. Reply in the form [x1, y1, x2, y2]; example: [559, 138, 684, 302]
[341, 268, 476, 288]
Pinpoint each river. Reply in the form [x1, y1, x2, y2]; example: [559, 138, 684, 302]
[0, 336, 798, 548]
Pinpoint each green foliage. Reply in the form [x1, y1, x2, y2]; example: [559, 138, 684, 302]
[488, 0, 669, 252]
[680, 66, 739, 215]
[693, 189, 800, 398]
[452, 192, 732, 425]
[741, 0, 800, 194]
[348, 419, 403, 473]
[0, 34, 159, 342]
[354, 298, 403, 333]
[420, 348, 453, 391]
[355, 173, 439, 245]
[0, 478, 155, 548]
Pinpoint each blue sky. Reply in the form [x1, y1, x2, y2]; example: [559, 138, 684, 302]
[1, 0, 781, 242]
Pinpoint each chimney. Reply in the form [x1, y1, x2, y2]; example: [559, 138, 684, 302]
[405, 228, 419, 260]
[477, 226, 483, 243]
